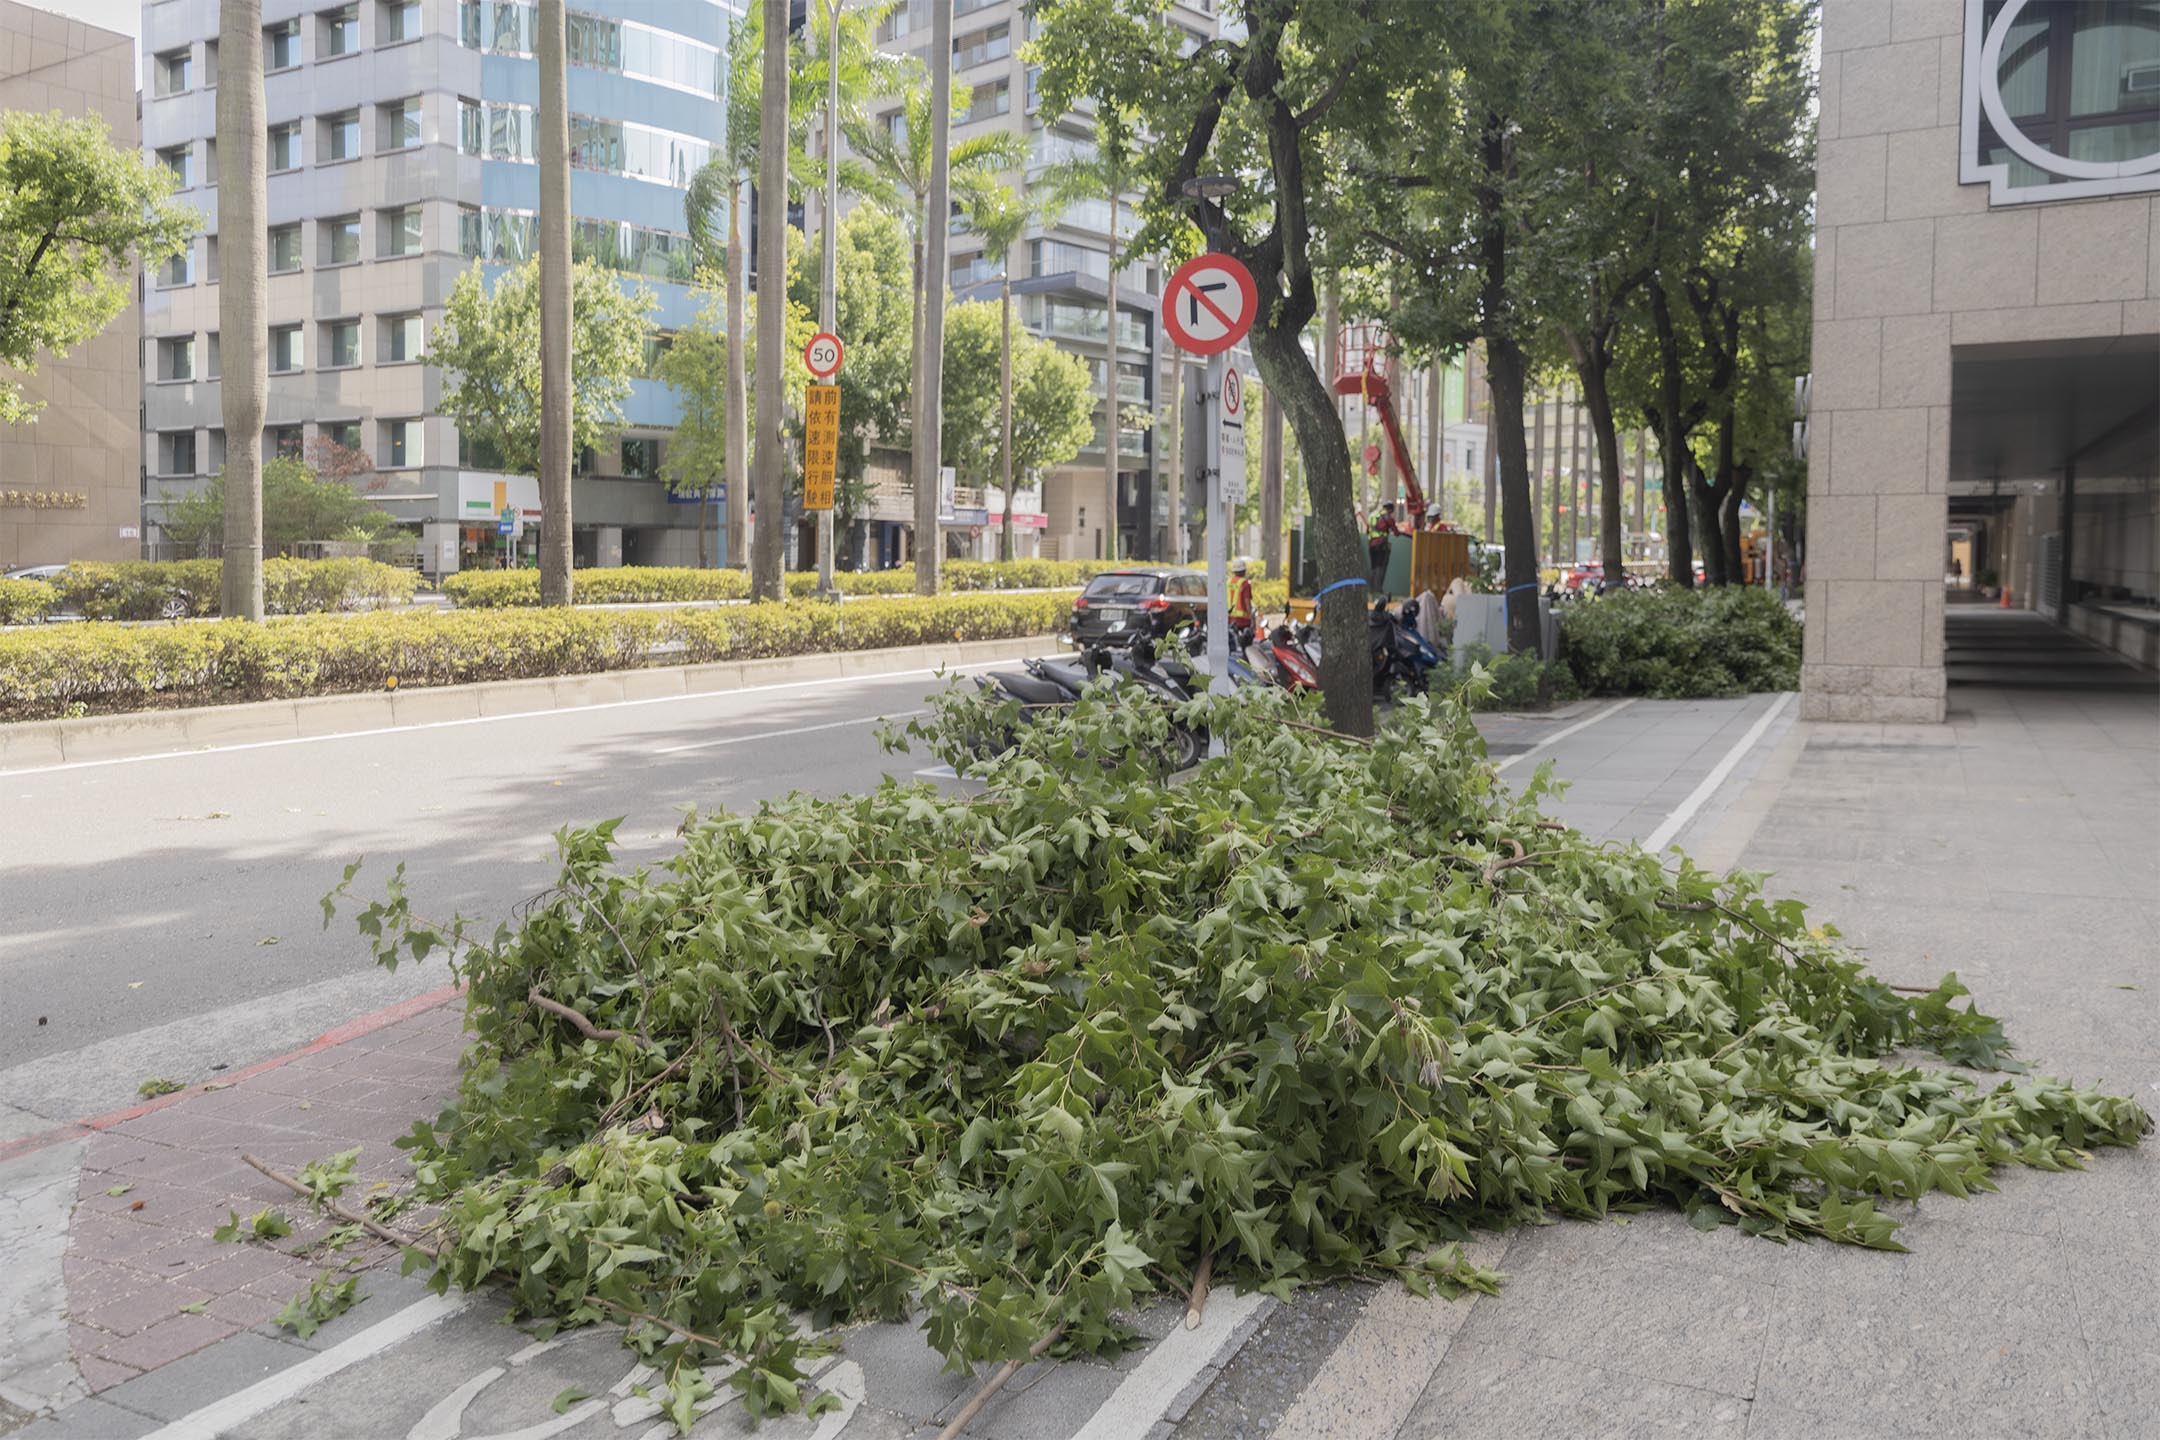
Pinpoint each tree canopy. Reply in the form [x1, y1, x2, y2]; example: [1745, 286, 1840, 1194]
[160, 454, 395, 556]
[0, 110, 196, 423]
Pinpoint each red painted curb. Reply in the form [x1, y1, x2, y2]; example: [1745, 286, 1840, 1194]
[0, 984, 464, 1166]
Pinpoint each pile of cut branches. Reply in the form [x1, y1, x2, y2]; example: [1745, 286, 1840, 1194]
[329, 680, 2149, 1429]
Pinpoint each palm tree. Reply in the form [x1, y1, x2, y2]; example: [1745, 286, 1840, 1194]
[1043, 120, 1141, 562]
[749, 0, 791, 601]
[536, 0, 573, 604]
[959, 183, 1043, 563]
[216, 0, 265, 622]
[852, 81, 1024, 584]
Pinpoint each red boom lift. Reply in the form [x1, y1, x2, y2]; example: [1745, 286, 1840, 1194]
[1334, 322, 1429, 526]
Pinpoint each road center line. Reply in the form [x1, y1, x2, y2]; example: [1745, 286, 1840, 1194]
[142, 1294, 471, 1440]
[1492, 697, 1636, 773]
[1641, 691, 1795, 854]
[651, 709, 926, 755]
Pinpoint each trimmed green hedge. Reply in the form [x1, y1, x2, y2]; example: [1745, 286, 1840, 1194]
[0, 591, 1071, 721]
[1559, 585, 1801, 698]
[441, 559, 1128, 608]
[0, 578, 55, 626]
[42, 559, 419, 621]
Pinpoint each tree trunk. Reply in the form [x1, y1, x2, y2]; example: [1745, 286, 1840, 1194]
[1689, 456, 1724, 586]
[1573, 348, 1628, 578]
[1101, 191, 1119, 563]
[1481, 373, 1496, 544]
[913, 0, 951, 593]
[537, 0, 574, 605]
[1649, 283, 1694, 587]
[1260, 382, 1283, 579]
[725, 186, 749, 568]
[998, 274, 1014, 562]
[216, 0, 265, 622]
[1250, 322, 1372, 737]
[1631, 428, 1646, 552]
[750, 0, 789, 601]
[1486, 336, 1540, 657]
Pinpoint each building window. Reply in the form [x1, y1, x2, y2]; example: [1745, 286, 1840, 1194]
[458, 98, 535, 160]
[457, 204, 482, 258]
[321, 319, 360, 369]
[320, 5, 358, 58]
[380, 418, 420, 468]
[207, 428, 225, 471]
[380, 312, 424, 362]
[157, 248, 192, 288]
[270, 324, 304, 374]
[154, 48, 191, 97]
[265, 19, 300, 71]
[322, 420, 362, 453]
[157, 145, 191, 189]
[206, 332, 220, 378]
[953, 22, 1010, 70]
[379, 97, 423, 151]
[321, 110, 360, 162]
[457, 3, 721, 95]
[380, 0, 421, 44]
[268, 425, 305, 459]
[203, 40, 218, 87]
[269, 121, 301, 172]
[1970, 0, 2160, 196]
[155, 336, 195, 382]
[379, 205, 422, 257]
[269, 223, 303, 273]
[159, 431, 197, 476]
[567, 114, 712, 187]
[205, 235, 220, 283]
[620, 437, 659, 478]
[322, 214, 360, 265]
[960, 79, 1010, 125]
[204, 138, 218, 187]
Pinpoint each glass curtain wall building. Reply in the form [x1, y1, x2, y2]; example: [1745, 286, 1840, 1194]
[139, 0, 737, 576]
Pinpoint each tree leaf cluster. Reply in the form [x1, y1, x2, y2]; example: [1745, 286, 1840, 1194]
[333, 685, 2150, 1426]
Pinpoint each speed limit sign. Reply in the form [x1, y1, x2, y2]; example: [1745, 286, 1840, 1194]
[804, 331, 844, 379]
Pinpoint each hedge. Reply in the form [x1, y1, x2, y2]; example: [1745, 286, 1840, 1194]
[442, 559, 1129, 608]
[0, 578, 55, 626]
[42, 559, 419, 621]
[0, 591, 1072, 721]
[1559, 585, 1801, 698]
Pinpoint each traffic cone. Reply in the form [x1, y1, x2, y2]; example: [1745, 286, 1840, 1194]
[1999, 586, 2011, 609]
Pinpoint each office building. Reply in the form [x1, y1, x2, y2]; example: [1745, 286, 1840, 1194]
[0, 0, 142, 568]
[138, 0, 737, 576]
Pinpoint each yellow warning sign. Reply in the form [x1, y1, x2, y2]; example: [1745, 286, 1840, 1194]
[803, 384, 840, 511]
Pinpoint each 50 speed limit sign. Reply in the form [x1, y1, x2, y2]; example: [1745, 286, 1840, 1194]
[804, 331, 844, 379]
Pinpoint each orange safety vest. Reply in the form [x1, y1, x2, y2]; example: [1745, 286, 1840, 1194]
[1230, 575, 1255, 627]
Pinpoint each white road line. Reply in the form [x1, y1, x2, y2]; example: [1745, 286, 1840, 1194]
[143, 1294, 471, 1440]
[1641, 691, 1795, 855]
[7, 661, 1015, 778]
[1068, 1289, 1268, 1440]
[651, 709, 926, 755]
[1492, 697, 1636, 773]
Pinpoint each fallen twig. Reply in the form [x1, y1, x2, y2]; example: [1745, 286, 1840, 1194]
[241, 1153, 439, 1259]
[935, 1323, 1069, 1440]
[528, 986, 655, 1050]
[1277, 718, 1373, 747]
[1184, 1251, 1215, 1331]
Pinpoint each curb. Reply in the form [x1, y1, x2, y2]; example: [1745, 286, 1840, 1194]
[0, 633, 1061, 773]
[0, 985, 464, 1167]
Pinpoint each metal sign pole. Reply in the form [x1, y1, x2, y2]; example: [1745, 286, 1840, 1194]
[1204, 350, 1230, 757]
[815, 0, 840, 599]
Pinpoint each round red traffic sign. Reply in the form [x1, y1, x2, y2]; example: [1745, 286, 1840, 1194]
[1161, 252, 1256, 356]
[1221, 365, 1243, 416]
[804, 331, 844, 378]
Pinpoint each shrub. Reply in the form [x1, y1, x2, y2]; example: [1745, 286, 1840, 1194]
[0, 591, 1070, 721]
[1559, 585, 1801, 699]
[45, 559, 416, 621]
[262, 558, 420, 614]
[442, 560, 1132, 608]
[0, 578, 55, 626]
[1449, 644, 1581, 710]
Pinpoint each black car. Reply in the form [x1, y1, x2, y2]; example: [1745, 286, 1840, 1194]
[1068, 567, 1209, 648]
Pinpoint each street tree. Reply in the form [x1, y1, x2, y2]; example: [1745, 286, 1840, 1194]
[752, 0, 792, 600]
[427, 259, 655, 481]
[537, 0, 574, 603]
[0, 111, 193, 425]
[160, 455, 396, 556]
[939, 301, 1095, 504]
[217, 0, 268, 622]
[958, 183, 1049, 561]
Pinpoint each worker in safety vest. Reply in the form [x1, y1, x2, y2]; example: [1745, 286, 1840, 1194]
[1228, 557, 1256, 640]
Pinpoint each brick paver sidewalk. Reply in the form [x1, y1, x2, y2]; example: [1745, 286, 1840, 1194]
[48, 994, 464, 1395]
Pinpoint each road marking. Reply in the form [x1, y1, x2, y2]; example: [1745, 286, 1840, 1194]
[651, 709, 926, 755]
[1641, 692, 1795, 855]
[1067, 1289, 1267, 1440]
[6, 662, 1017, 778]
[143, 1294, 471, 1440]
[1492, 698, 1635, 773]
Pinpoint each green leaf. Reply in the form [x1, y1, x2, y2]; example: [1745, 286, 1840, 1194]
[550, 1388, 590, 1414]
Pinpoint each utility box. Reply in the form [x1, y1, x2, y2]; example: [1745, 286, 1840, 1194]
[1453, 592, 1557, 665]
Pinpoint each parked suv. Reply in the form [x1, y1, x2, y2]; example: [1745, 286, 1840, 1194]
[1068, 567, 1209, 648]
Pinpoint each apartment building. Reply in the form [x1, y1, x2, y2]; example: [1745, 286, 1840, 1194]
[1808, 0, 2159, 720]
[865, 0, 1223, 564]
[137, 0, 737, 576]
[0, 0, 141, 569]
